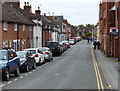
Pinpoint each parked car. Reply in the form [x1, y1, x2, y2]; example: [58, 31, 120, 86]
[46, 41, 62, 56]
[59, 42, 65, 53]
[0, 49, 20, 81]
[62, 40, 71, 48]
[38, 47, 53, 62]
[16, 51, 36, 72]
[69, 39, 75, 45]
[24, 48, 44, 65]
[70, 37, 77, 43]
[76, 37, 82, 42]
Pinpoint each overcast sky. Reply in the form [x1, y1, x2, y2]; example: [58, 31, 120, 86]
[20, 0, 100, 25]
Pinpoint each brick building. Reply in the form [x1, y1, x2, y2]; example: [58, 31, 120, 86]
[1, 2, 34, 51]
[99, 1, 120, 60]
[42, 14, 52, 47]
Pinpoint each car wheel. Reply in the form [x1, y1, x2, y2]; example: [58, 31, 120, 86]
[3, 68, 10, 81]
[32, 62, 36, 69]
[14, 66, 20, 77]
[25, 64, 29, 72]
[51, 56, 53, 61]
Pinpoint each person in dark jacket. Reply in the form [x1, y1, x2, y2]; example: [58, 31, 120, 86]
[87, 38, 89, 43]
[93, 41, 97, 49]
[96, 41, 100, 49]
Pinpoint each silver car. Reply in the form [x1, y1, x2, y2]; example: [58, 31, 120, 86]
[38, 47, 53, 62]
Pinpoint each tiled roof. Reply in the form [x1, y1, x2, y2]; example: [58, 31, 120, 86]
[2, 2, 34, 25]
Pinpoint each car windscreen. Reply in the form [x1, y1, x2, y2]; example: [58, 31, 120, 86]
[28, 50, 36, 54]
[0, 51, 7, 60]
[46, 42, 58, 46]
[17, 52, 26, 58]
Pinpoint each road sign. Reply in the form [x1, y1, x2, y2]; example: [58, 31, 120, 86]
[110, 28, 118, 34]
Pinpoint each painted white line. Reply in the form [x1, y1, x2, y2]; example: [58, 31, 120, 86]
[33, 70, 36, 72]
[25, 73, 28, 76]
[39, 67, 41, 69]
[20, 76, 23, 79]
[14, 79, 18, 81]
[29, 72, 32, 74]
[0, 84, 5, 88]
[7, 81, 12, 84]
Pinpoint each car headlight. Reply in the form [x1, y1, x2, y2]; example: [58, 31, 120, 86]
[0, 64, 5, 68]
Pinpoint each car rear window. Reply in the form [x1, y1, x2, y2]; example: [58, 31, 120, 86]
[39, 48, 46, 52]
[17, 52, 26, 58]
[46, 42, 58, 46]
[28, 50, 36, 54]
[0, 51, 7, 60]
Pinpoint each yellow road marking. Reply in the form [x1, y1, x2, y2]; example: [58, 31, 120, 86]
[91, 48, 104, 91]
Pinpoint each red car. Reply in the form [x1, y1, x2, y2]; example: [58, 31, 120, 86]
[70, 37, 77, 43]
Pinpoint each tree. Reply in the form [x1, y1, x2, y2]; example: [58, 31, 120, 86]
[85, 24, 94, 29]
[84, 32, 92, 36]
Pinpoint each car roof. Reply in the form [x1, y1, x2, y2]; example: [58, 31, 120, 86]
[47, 41, 58, 43]
[17, 51, 28, 53]
[39, 47, 49, 49]
[24, 48, 38, 50]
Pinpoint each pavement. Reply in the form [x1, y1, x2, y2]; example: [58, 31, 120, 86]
[93, 48, 119, 90]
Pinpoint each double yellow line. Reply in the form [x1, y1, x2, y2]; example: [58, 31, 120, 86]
[91, 48, 104, 91]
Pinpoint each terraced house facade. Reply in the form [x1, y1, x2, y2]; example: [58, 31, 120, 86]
[99, 0, 120, 60]
[1, 2, 34, 51]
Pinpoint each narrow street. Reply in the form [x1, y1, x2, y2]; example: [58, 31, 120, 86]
[1, 40, 112, 90]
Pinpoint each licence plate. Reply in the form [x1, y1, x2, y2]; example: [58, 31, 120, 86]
[50, 48, 54, 50]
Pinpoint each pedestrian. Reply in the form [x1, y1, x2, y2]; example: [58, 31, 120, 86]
[93, 41, 97, 49]
[96, 41, 100, 49]
[87, 38, 89, 43]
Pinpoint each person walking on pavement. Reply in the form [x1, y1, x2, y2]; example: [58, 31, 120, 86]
[93, 41, 97, 49]
[96, 41, 100, 49]
[87, 38, 89, 43]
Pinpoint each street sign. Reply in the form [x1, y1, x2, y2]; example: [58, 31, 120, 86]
[110, 28, 118, 34]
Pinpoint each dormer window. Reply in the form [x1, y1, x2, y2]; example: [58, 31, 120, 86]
[3, 22, 8, 31]
[14, 23, 18, 31]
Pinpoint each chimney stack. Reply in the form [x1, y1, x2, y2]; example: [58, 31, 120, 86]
[35, 7, 41, 15]
[24, 2, 32, 13]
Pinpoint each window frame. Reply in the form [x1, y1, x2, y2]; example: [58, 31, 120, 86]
[3, 22, 8, 31]
[14, 23, 18, 31]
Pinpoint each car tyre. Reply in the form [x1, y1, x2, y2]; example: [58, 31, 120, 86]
[14, 66, 20, 77]
[3, 68, 10, 81]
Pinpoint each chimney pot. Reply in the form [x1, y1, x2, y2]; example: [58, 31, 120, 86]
[27, 2, 29, 6]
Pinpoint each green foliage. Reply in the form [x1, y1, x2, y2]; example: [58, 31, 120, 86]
[78, 24, 85, 27]
[85, 24, 94, 28]
[84, 32, 92, 36]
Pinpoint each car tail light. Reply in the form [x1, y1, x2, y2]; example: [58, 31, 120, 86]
[45, 52, 49, 54]
[35, 54, 39, 57]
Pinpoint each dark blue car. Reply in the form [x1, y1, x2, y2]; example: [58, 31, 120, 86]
[16, 51, 36, 72]
[0, 49, 20, 81]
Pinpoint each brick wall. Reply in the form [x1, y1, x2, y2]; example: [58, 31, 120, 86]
[2, 22, 33, 51]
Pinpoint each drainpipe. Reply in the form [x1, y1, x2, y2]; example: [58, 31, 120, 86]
[118, 1, 120, 60]
[17, 23, 19, 51]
